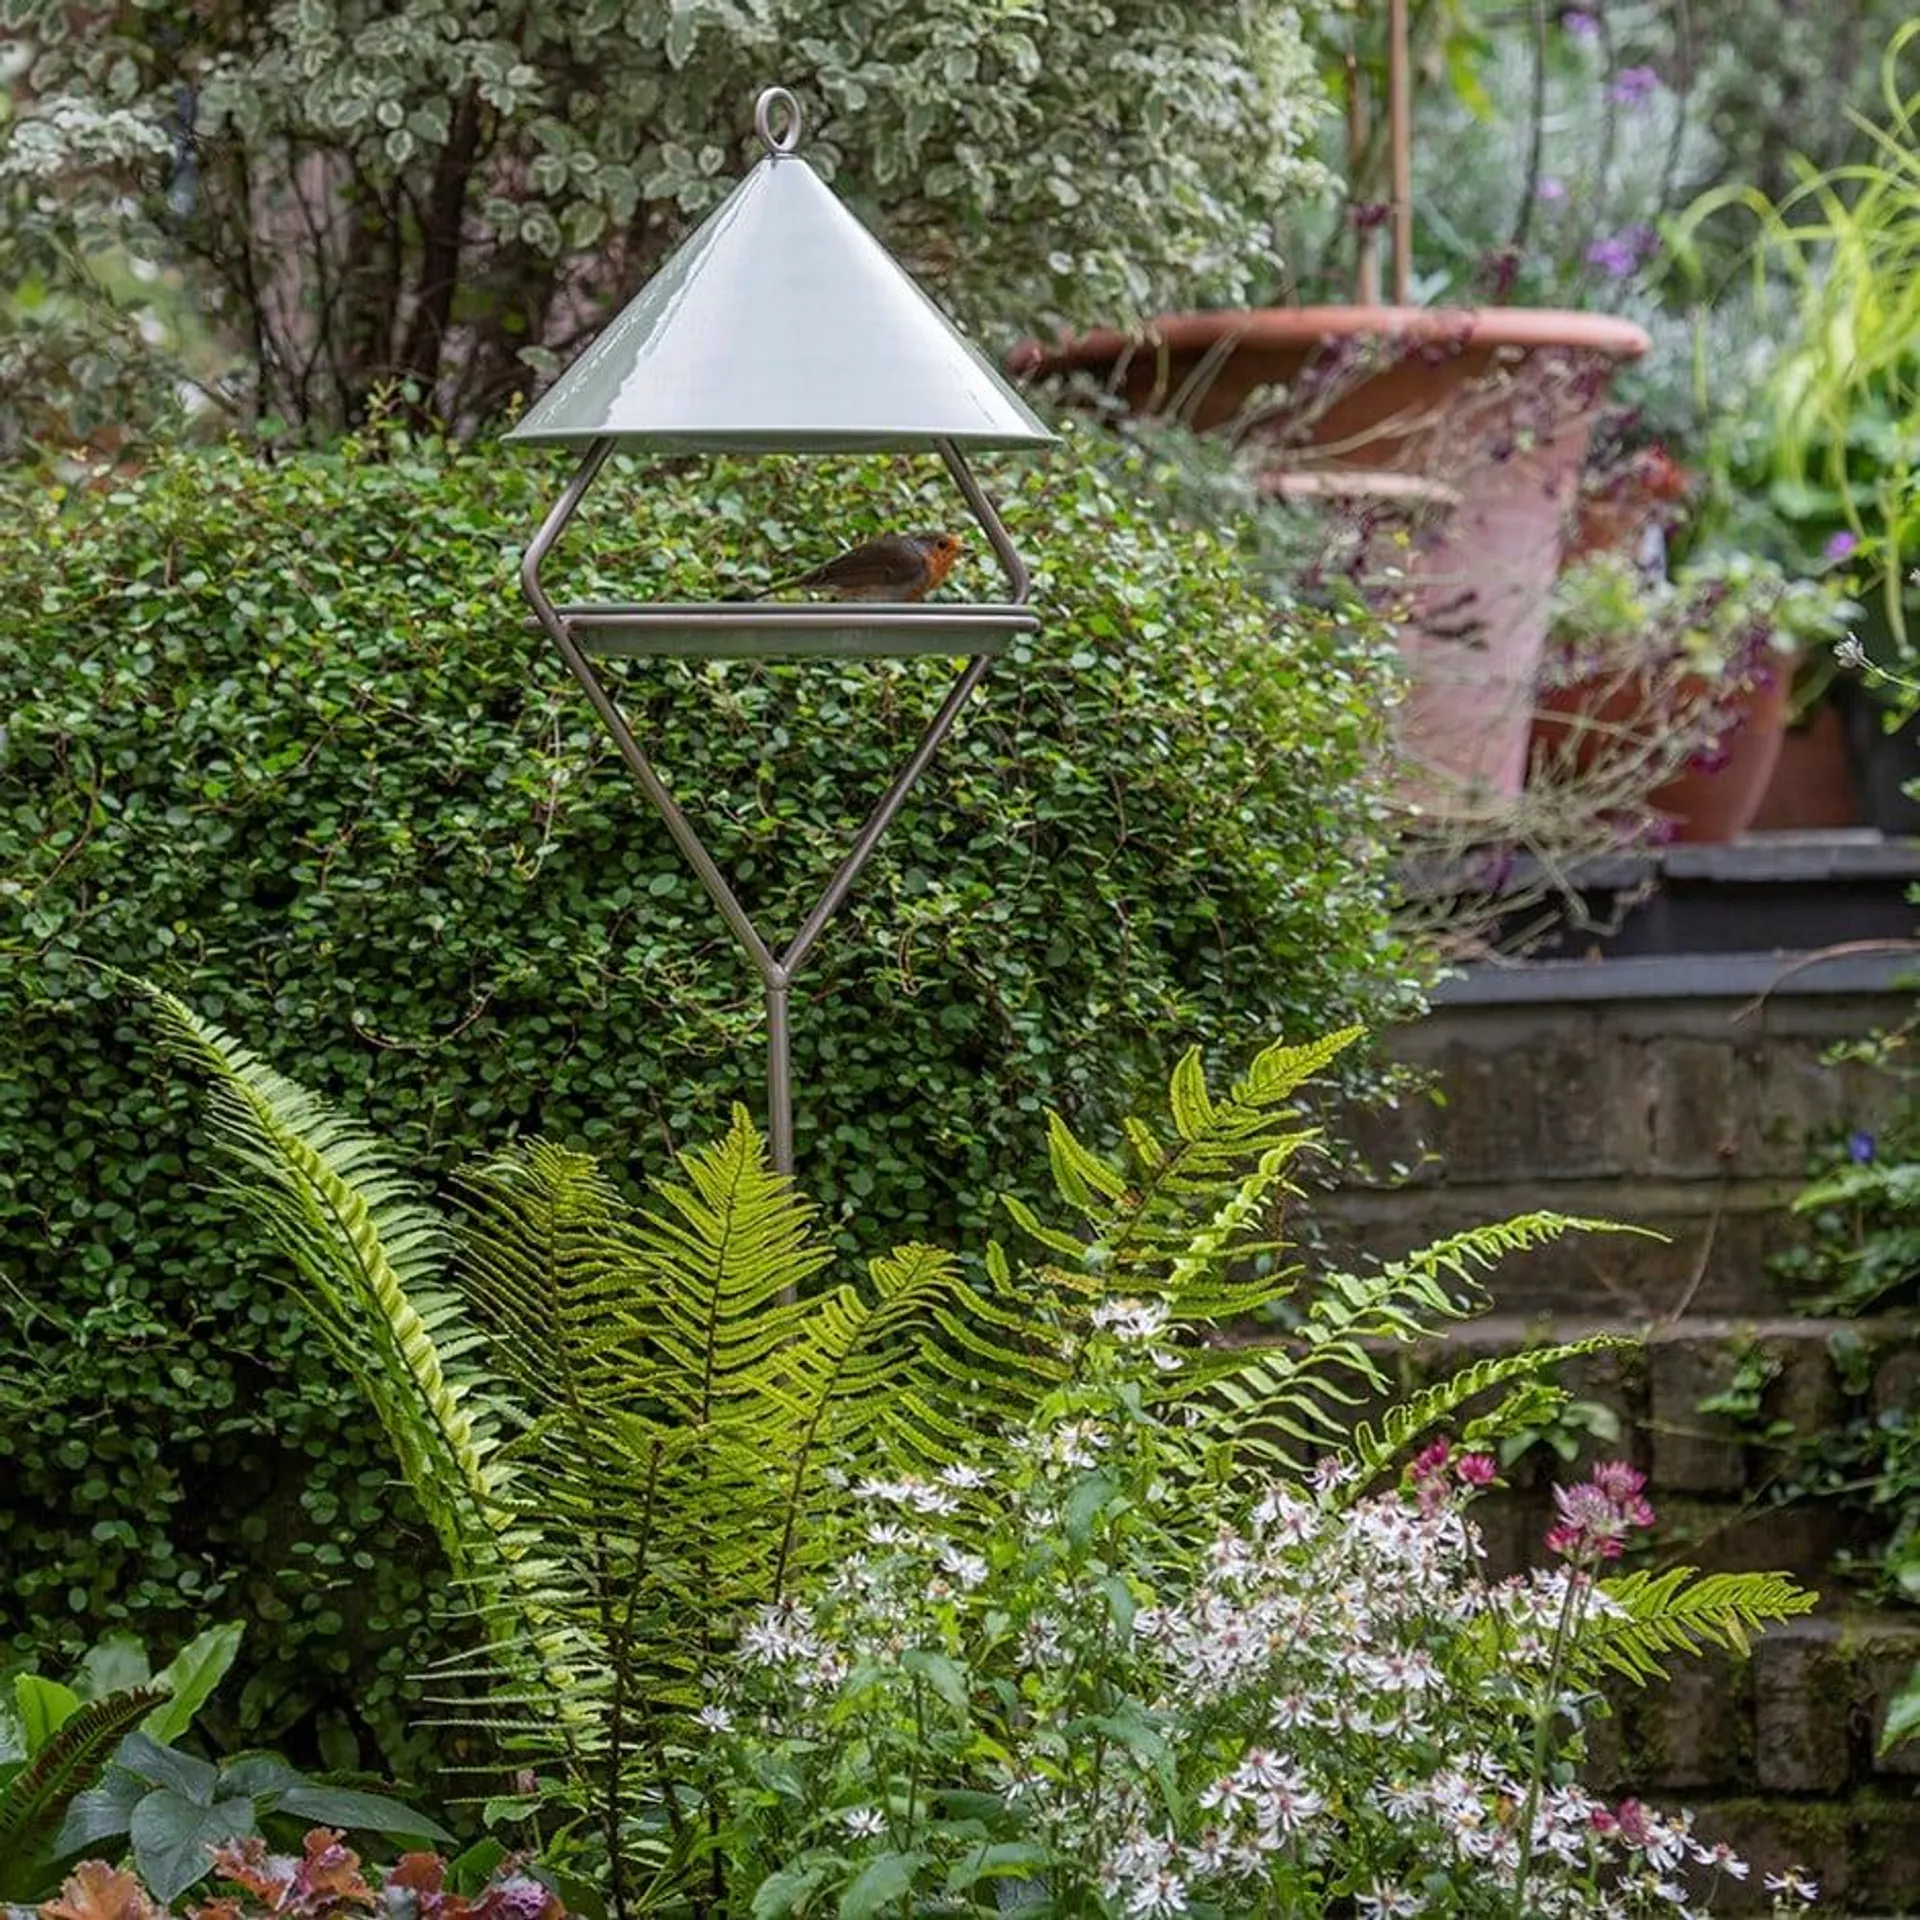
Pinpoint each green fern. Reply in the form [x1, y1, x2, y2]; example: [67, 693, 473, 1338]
[142, 987, 502, 1572]
[1016, 1028, 1362, 1324]
[1334, 1335, 1638, 1501]
[138, 991, 1676, 1905]
[137, 987, 595, 1773]
[1579, 1567, 1818, 1684]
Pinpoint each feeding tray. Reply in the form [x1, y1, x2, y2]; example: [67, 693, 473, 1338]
[536, 600, 1038, 660]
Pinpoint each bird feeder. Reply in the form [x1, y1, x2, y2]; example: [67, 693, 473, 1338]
[508, 85, 1055, 1174]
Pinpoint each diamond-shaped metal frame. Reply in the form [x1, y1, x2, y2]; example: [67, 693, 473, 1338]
[518, 435, 1035, 1173]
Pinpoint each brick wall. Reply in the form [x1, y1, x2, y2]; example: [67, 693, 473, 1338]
[1316, 950, 1920, 1912]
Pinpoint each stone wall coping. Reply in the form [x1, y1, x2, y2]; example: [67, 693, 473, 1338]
[1436, 947, 1917, 1007]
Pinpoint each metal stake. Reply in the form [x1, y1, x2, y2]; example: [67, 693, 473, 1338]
[519, 437, 1031, 1176]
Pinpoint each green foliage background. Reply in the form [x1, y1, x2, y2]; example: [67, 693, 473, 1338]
[0, 423, 1423, 1773]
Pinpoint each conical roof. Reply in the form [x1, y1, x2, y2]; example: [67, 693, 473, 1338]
[506, 113, 1055, 453]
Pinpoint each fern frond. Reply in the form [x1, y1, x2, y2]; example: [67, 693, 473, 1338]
[1335, 1335, 1637, 1499]
[1580, 1567, 1817, 1684]
[0, 1686, 166, 1870]
[635, 1106, 826, 1424]
[456, 1142, 656, 1421]
[136, 987, 600, 1774]
[1014, 1030, 1363, 1330]
[140, 986, 506, 1574]
[1355, 1214, 1653, 1311]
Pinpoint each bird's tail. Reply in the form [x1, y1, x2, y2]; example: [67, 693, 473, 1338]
[724, 576, 802, 602]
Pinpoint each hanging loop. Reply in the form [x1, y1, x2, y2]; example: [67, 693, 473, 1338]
[754, 86, 804, 156]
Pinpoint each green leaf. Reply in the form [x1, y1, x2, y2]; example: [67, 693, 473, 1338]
[51, 1759, 148, 1856]
[72, 1634, 152, 1702]
[1878, 1661, 1920, 1757]
[214, 1753, 300, 1798]
[1064, 1470, 1118, 1545]
[276, 1780, 451, 1840]
[128, 1788, 258, 1902]
[0, 1691, 166, 1897]
[14, 1678, 81, 1755]
[445, 1838, 510, 1896]
[900, 1649, 969, 1717]
[114, 1731, 219, 1803]
[751, 1861, 829, 1917]
[838, 1852, 929, 1920]
[1167, 1048, 1214, 1142]
[141, 1624, 243, 1745]
[947, 1842, 1053, 1889]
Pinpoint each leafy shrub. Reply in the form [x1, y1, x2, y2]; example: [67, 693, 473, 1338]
[4, 1, 1331, 441]
[0, 423, 1422, 1777]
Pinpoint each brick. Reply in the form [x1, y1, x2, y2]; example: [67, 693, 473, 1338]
[1646, 1333, 1748, 1493]
[1737, 1040, 1855, 1176]
[1871, 1346, 1920, 1422]
[1842, 1790, 1920, 1911]
[1321, 1089, 1442, 1190]
[1646, 1039, 1740, 1179]
[1647, 1499, 1855, 1586]
[1577, 1702, 1627, 1794]
[1753, 1622, 1850, 1792]
[1864, 1645, 1920, 1779]
[1427, 1038, 1625, 1183]
[1620, 1646, 1749, 1791]
[1758, 1326, 1844, 1441]
[1679, 1800, 1854, 1913]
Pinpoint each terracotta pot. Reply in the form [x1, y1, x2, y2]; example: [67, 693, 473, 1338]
[1012, 307, 1649, 810]
[1531, 666, 1791, 843]
[1750, 701, 1861, 831]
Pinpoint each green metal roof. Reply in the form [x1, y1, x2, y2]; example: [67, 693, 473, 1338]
[505, 143, 1056, 453]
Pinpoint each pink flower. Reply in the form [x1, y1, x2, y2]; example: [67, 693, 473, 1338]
[1545, 1462, 1656, 1564]
[1454, 1452, 1497, 1488]
[1410, 1438, 1453, 1514]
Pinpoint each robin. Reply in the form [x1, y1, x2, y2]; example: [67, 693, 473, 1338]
[732, 530, 964, 603]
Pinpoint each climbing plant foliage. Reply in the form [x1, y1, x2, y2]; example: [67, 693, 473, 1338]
[0, 422, 1423, 1775]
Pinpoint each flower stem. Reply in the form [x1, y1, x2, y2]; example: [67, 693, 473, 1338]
[1512, 1568, 1588, 1918]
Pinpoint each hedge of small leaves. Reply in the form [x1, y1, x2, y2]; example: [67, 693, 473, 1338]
[0, 420, 1424, 1777]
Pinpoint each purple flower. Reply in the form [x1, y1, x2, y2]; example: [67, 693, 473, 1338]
[1586, 232, 1644, 279]
[1563, 7, 1600, 38]
[1609, 65, 1662, 107]
[1825, 530, 1859, 562]
[1849, 1129, 1876, 1163]
[1537, 176, 1567, 203]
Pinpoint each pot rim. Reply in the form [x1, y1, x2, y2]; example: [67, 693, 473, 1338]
[1008, 305, 1652, 377]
